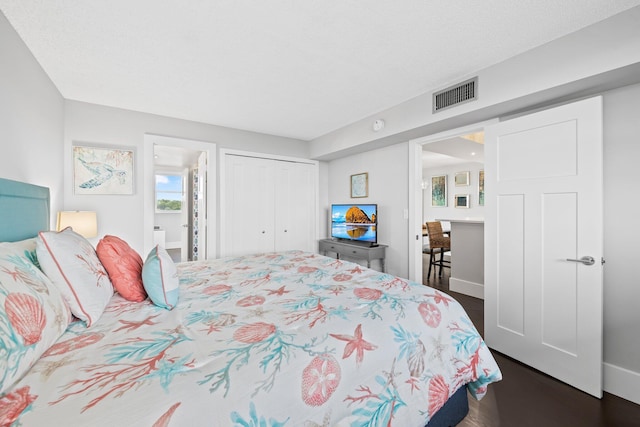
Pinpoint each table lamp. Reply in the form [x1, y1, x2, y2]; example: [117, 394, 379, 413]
[56, 211, 98, 238]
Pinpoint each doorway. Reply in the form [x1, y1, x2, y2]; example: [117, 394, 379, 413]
[143, 134, 217, 260]
[418, 132, 485, 294]
[408, 120, 495, 284]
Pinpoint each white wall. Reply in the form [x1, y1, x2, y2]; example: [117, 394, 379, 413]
[63, 100, 309, 255]
[0, 13, 64, 223]
[154, 213, 182, 246]
[602, 82, 640, 394]
[422, 162, 484, 223]
[326, 143, 409, 278]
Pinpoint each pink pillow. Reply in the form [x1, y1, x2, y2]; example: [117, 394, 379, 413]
[96, 235, 147, 302]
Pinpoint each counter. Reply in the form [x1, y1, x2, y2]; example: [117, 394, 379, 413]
[439, 219, 484, 299]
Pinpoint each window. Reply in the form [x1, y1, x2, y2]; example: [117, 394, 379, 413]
[155, 173, 183, 212]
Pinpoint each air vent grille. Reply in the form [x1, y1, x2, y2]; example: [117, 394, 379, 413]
[433, 77, 478, 113]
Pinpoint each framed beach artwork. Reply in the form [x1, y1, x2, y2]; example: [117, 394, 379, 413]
[350, 172, 368, 198]
[73, 145, 134, 195]
[431, 175, 447, 207]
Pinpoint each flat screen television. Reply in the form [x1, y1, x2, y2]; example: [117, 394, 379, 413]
[330, 204, 377, 245]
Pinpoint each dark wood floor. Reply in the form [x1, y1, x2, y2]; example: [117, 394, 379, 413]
[421, 255, 640, 427]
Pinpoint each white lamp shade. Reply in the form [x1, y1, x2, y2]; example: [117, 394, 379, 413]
[56, 211, 98, 238]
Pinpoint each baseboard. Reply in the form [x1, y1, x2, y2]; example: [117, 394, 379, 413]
[603, 362, 640, 405]
[449, 277, 484, 299]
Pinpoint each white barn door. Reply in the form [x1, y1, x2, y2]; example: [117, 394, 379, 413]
[484, 96, 604, 397]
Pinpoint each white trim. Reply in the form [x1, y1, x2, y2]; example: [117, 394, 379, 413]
[220, 148, 318, 165]
[410, 119, 498, 145]
[603, 363, 640, 405]
[449, 277, 484, 300]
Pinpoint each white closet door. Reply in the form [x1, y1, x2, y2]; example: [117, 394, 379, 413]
[274, 161, 316, 252]
[223, 155, 275, 256]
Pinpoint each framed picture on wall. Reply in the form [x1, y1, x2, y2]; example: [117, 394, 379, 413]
[455, 171, 470, 186]
[431, 175, 447, 207]
[455, 194, 470, 208]
[350, 172, 368, 198]
[73, 145, 134, 195]
[478, 170, 485, 206]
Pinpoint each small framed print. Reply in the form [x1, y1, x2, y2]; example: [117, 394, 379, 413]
[455, 194, 470, 208]
[350, 172, 368, 198]
[431, 175, 447, 207]
[455, 171, 470, 186]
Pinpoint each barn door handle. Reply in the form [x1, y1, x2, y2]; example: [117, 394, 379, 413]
[566, 256, 595, 266]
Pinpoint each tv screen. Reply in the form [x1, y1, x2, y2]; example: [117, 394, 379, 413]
[331, 204, 377, 244]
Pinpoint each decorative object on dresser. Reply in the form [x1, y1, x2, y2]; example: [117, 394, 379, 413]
[350, 172, 368, 198]
[72, 144, 134, 195]
[431, 174, 447, 207]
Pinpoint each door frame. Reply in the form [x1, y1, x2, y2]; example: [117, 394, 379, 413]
[408, 119, 497, 283]
[143, 134, 217, 259]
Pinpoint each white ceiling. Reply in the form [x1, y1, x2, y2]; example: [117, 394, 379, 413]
[422, 136, 484, 169]
[154, 145, 201, 169]
[2, 1, 639, 141]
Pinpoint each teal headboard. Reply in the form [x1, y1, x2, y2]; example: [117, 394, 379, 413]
[0, 177, 50, 242]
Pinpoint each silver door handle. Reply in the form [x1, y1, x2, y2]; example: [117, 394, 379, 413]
[566, 256, 595, 266]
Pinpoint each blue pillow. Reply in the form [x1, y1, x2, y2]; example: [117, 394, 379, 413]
[142, 245, 178, 310]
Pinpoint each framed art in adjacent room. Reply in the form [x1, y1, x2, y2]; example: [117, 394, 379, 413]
[455, 171, 470, 186]
[455, 194, 470, 208]
[431, 175, 447, 207]
[73, 145, 134, 195]
[478, 170, 485, 206]
[351, 172, 368, 198]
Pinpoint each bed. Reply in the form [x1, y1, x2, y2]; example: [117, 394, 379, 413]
[0, 177, 501, 426]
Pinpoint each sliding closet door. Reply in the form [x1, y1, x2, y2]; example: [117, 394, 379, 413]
[221, 151, 318, 257]
[274, 161, 316, 252]
[223, 155, 276, 256]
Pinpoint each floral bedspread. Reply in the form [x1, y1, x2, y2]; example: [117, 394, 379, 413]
[2, 251, 501, 426]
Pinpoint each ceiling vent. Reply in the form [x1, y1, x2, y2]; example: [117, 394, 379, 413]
[433, 77, 478, 113]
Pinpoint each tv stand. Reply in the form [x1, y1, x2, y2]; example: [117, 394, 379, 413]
[319, 239, 387, 272]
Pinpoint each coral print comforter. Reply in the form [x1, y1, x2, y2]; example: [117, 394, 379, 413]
[3, 251, 501, 426]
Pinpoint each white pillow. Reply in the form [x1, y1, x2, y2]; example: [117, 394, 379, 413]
[36, 227, 113, 326]
[0, 238, 71, 393]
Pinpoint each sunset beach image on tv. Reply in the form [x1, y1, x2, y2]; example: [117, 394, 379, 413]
[331, 204, 377, 243]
